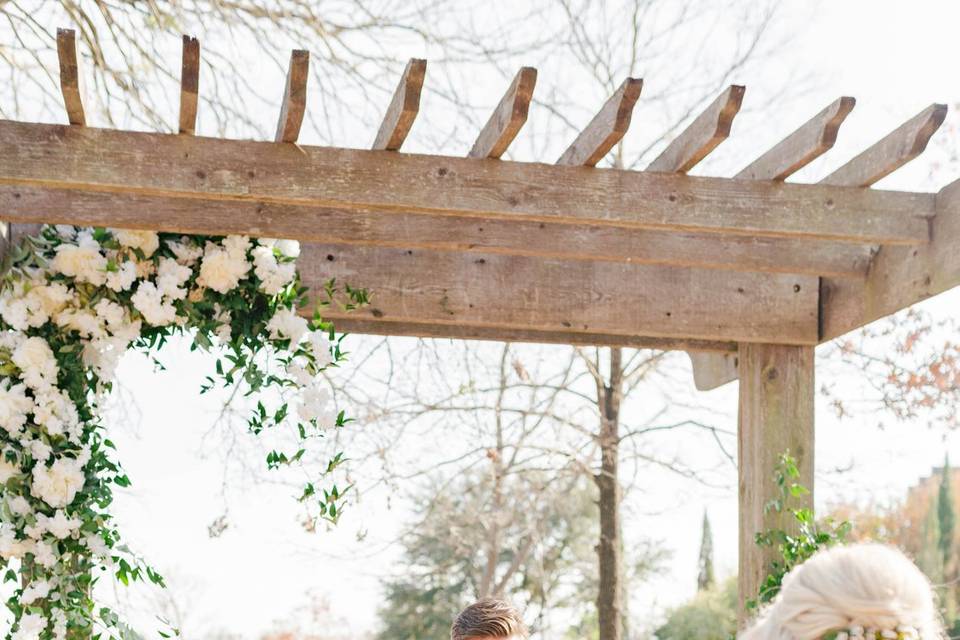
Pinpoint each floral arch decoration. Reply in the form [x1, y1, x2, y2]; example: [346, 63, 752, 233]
[0, 225, 365, 639]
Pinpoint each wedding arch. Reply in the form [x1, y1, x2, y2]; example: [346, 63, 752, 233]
[1, 28, 959, 638]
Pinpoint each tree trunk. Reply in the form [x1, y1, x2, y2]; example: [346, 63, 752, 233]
[597, 347, 624, 640]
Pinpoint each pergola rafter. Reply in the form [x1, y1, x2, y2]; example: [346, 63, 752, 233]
[2, 31, 958, 622]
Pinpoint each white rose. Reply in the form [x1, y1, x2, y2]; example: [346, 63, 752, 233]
[0, 379, 33, 435]
[105, 260, 137, 292]
[11, 612, 46, 640]
[12, 336, 59, 390]
[37, 510, 82, 539]
[31, 457, 85, 509]
[20, 580, 51, 605]
[0, 457, 19, 483]
[167, 238, 203, 266]
[197, 243, 250, 294]
[8, 495, 32, 516]
[0, 525, 25, 560]
[32, 540, 57, 567]
[113, 229, 159, 257]
[131, 282, 177, 326]
[266, 307, 308, 345]
[50, 236, 107, 286]
[275, 239, 300, 258]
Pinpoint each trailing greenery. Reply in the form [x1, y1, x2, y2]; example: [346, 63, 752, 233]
[0, 226, 365, 639]
[750, 453, 851, 610]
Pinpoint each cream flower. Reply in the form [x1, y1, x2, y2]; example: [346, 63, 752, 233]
[50, 234, 108, 286]
[38, 510, 83, 539]
[0, 456, 19, 483]
[0, 379, 33, 435]
[105, 260, 137, 292]
[266, 307, 308, 345]
[113, 229, 160, 257]
[131, 282, 177, 326]
[12, 336, 59, 390]
[197, 241, 250, 294]
[31, 457, 85, 509]
[11, 612, 46, 640]
[20, 580, 51, 605]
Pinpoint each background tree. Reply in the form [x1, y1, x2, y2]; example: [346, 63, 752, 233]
[654, 578, 737, 640]
[697, 512, 715, 592]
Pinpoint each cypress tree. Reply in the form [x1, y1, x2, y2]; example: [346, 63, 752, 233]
[697, 511, 715, 591]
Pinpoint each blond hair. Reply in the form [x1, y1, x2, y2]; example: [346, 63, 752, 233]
[740, 544, 943, 640]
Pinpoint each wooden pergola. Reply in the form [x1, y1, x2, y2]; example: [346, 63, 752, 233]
[2, 30, 959, 614]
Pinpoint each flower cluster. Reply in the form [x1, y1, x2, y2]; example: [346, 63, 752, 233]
[0, 226, 363, 639]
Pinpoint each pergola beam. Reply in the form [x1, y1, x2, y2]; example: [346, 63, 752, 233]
[557, 78, 642, 167]
[647, 85, 746, 173]
[0, 185, 874, 277]
[372, 58, 427, 151]
[56, 28, 85, 126]
[178, 35, 200, 135]
[468, 67, 537, 159]
[275, 50, 310, 144]
[297, 243, 819, 345]
[0, 121, 933, 246]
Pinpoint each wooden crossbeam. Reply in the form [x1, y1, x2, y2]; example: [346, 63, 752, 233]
[689, 97, 857, 390]
[468, 67, 537, 159]
[0, 121, 933, 246]
[557, 78, 642, 166]
[0, 185, 874, 277]
[299, 243, 820, 345]
[178, 35, 200, 135]
[372, 58, 427, 151]
[647, 85, 746, 173]
[275, 50, 310, 143]
[821, 103, 947, 187]
[736, 97, 856, 181]
[56, 28, 85, 126]
[694, 103, 949, 389]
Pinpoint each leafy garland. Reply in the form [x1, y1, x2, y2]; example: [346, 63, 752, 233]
[0, 225, 365, 639]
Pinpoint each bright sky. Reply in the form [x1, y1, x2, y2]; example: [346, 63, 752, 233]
[5, 1, 960, 638]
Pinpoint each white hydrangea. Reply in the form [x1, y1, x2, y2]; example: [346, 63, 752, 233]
[105, 260, 137, 292]
[0, 456, 19, 483]
[298, 385, 337, 428]
[8, 495, 32, 516]
[11, 612, 46, 640]
[197, 237, 250, 294]
[266, 307, 308, 345]
[31, 457, 86, 509]
[0, 379, 33, 435]
[307, 331, 334, 369]
[20, 580, 51, 605]
[156, 257, 192, 300]
[12, 336, 59, 390]
[37, 510, 83, 539]
[131, 282, 177, 326]
[251, 245, 296, 295]
[0, 524, 25, 560]
[50, 232, 108, 286]
[167, 238, 203, 266]
[32, 540, 57, 567]
[113, 229, 159, 257]
[32, 389, 80, 439]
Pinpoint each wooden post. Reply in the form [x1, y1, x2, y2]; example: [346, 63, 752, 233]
[737, 343, 815, 626]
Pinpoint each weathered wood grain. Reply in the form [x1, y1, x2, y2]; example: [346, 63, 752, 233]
[298, 243, 820, 345]
[557, 78, 642, 167]
[735, 97, 856, 181]
[326, 318, 738, 353]
[737, 343, 814, 625]
[372, 58, 427, 151]
[0, 121, 933, 245]
[275, 50, 310, 143]
[468, 67, 537, 159]
[647, 85, 746, 173]
[178, 36, 200, 135]
[0, 185, 874, 276]
[689, 97, 855, 390]
[56, 29, 85, 126]
[821, 103, 947, 187]
[821, 177, 960, 340]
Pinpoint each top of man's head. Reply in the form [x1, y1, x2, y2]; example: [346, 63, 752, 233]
[451, 598, 528, 640]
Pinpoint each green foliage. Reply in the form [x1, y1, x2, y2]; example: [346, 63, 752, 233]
[750, 453, 851, 610]
[938, 455, 955, 570]
[655, 578, 737, 640]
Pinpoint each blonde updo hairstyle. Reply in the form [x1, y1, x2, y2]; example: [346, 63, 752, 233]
[740, 544, 943, 640]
